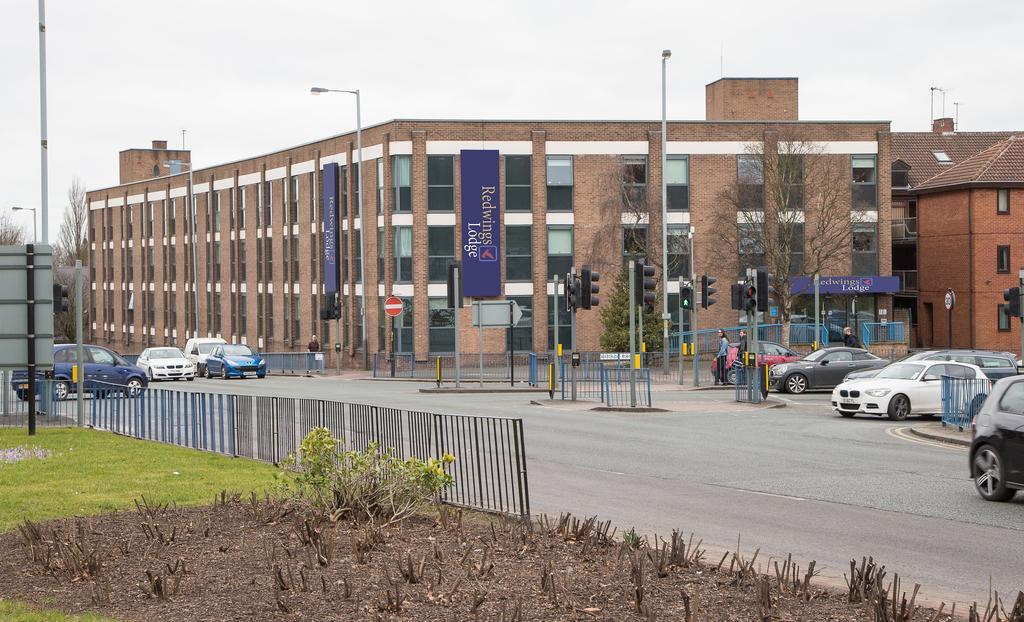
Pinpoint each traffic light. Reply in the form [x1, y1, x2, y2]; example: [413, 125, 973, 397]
[581, 266, 600, 309]
[701, 274, 717, 309]
[680, 282, 694, 312]
[53, 283, 69, 314]
[1004, 287, 1022, 317]
[744, 283, 758, 312]
[446, 261, 464, 309]
[755, 267, 772, 312]
[633, 260, 657, 307]
[730, 283, 744, 310]
[565, 272, 580, 312]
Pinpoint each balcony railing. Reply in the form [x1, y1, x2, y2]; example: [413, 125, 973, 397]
[892, 217, 918, 241]
[894, 269, 918, 293]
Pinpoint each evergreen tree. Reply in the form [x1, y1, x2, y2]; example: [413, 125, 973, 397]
[599, 266, 664, 353]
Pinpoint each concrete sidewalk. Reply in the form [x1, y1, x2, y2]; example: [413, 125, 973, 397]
[909, 421, 972, 447]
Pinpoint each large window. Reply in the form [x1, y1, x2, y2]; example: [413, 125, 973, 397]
[238, 240, 246, 281]
[666, 156, 689, 211]
[622, 155, 647, 207]
[264, 237, 273, 281]
[291, 235, 300, 283]
[261, 180, 272, 227]
[506, 225, 532, 282]
[779, 154, 804, 211]
[237, 187, 245, 228]
[506, 295, 533, 352]
[737, 155, 764, 211]
[998, 189, 1010, 214]
[547, 226, 573, 279]
[291, 294, 301, 343]
[213, 241, 221, 282]
[505, 155, 531, 211]
[667, 225, 690, 279]
[394, 226, 413, 283]
[852, 155, 877, 210]
[168, 198, 176, 236]
[288, 175, 299, 224]
[546, 156, 573, 211]
[341, 165, 348, 218]
[212, 192, 221, 233]
[428, 156, 455, 211]
[396, 299, 413, 353]
[998, 245, 1011, 273]
[852, 222, 878, 276]
[393, 155, 411, 212]
[738, 223, 764, 277]
[376, 158, 384, 214]
[623, 224, 647, 263]
[428, 298, 455, 353]
[428, 226, 454, 282]
[352, 230, 362, 281]
[785, 222, 805, 275]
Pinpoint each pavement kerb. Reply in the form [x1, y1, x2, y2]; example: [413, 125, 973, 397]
[908, 423, 971, 448]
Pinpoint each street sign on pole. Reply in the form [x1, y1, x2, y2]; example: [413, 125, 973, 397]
[384, 296, 404, 318]
[472, 300, 522, 327]
[945, 288, 955, 350]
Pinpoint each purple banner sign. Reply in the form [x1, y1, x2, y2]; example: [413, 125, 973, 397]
[790, 275, 900, 295]
[321, 163, 339, 295]
[460, 150, 501, 297]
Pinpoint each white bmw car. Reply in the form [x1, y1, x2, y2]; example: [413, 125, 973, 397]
[136, 347, 196, 382]
[832, 360, 987, 421]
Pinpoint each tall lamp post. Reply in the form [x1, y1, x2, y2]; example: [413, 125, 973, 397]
[164, 157, 199, 339]
[311, 86, 367, 369]
[660, 49, 672, 373]
[10, 206, 38, 242]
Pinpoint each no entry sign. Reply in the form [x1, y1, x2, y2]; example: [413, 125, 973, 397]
[384, 296, 404, 318]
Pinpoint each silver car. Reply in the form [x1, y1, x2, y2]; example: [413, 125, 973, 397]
[136, 347, 196, 382]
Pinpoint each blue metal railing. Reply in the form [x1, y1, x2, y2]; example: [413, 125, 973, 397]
[371, 352, 415, 378]
[940, 375, 991, 431]
[261, 352, 326, 375]
[860, 322, 907, 347]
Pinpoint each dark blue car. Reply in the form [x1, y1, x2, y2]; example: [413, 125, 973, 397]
[204, 344, 266, 379]
[10, 344, 149, 401]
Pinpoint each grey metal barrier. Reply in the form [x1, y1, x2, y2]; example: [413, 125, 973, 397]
[87, 381, 530, 517]
[261, 352, 326, 375]
[941, 375, 991, 431]
[0, 374, 81, 428]
[734, 363, 765, 404]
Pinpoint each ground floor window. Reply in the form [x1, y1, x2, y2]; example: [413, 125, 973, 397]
[506, 296, 533, 352]
[429, 297, 455, 353]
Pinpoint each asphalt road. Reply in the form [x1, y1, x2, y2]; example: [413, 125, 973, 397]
[153, 375, 1024, 605]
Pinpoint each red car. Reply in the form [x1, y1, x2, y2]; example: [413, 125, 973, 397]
[713, 341, 801, 385]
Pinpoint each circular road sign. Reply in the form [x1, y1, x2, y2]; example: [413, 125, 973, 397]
[384, 296, 405, 318]
[944, 289, 956, 310]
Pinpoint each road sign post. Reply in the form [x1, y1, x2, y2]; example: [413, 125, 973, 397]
[75, 260, 84, 426]
[470, 299, 524, 387]
[628, 261, 636, 408]
[384, 296, 404, 379]
[944, 288, 956, 350]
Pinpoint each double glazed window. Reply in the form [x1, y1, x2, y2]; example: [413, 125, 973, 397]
[667, 225, 690, 279]
[393, 226, 413, 283]
[622, 155, 647, 206]
[546, 156, 573, 211]
[779, 154, 803, 211]
[623, 225, 648, 263]
[376, 159, 384, 214]
[506, 225, 532, 282]
[998, 245, 1011, 273]
[737, 155, 764, 211]
[737, 223, 765, 277]
[546, 226, 573, 278]
[852, 223, 878, 276]
[852, 155, 877, 210]
[428, 226, 454, 282]
[505, 156, 531, 211]
[428, 156, 454, 211]
[393, 155, 411, 212]
[998, 189, 1010, 214]
[428, 298, 455, 353]
[666, 156, 689, 211]
[288, 175, 299, 224]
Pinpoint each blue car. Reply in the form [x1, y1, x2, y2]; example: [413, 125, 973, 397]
[10, 344, 149, 401]
[204, 344, 267, 379]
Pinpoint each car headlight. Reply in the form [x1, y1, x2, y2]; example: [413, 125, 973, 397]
[865, 389, 891, 397]
[770, 365, 786, 375]
[258, 360, 266, 367]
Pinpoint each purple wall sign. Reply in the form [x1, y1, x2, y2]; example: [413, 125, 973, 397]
[321, 163, 339, 295]
[790, 275, 901, 295]
[460, 149, 501, 297]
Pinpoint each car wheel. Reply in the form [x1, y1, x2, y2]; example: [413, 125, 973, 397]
[726, 369, 737, 385]
[785, 373, 808, 394]
[887, 394, 911, 421]
[972, 445, 1016, 502]
[147, 368, 154, 381]
[126, 378, 143, 397]
[222, 366, 228, 379]
[206, 365, 214, 379]
[53, 380, 70, 401]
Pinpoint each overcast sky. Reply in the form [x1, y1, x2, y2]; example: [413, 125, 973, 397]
[2, 0, 1022, 239]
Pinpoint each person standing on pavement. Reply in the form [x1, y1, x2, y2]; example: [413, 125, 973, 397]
[715, 329, 729, 385]
[735, 329, 750, 385]
[307, 334, 321, 352]
[843, 327, 862, 349]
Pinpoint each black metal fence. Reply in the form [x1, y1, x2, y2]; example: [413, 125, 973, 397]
[85, 381, 530, 517]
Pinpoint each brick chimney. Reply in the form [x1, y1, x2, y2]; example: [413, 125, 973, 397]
[151, 140, 168, 149]
[932, 118, 954, 134]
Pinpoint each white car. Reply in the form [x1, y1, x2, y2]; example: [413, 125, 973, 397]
[182, 337, 227, 375]
[832, 360, 988, 421]
[137, 347, 196, 382]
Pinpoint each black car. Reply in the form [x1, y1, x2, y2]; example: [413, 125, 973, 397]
[844, 349, 1020, 383]
[970, 375, 1024, 501]
[769, 347, 887, 394]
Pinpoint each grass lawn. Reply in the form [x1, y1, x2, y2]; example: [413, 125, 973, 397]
[0, 427, 277, 533]
[0, 600, 118, 622]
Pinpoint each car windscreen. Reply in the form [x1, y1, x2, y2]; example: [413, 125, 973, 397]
[149, 348, 184, 360]
[875, 363, 925, 380]
[222, 345, 255, 357]
[197, 343, 218, 354]
[802, 349, 828, 362]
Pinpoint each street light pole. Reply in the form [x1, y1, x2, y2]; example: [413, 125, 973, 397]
[165, 154, 199, 339]
[38, 0, 49, 244]
[311, 87, 368, 369]
[660, 49, 671, 375]
[11, 206, 38, 242]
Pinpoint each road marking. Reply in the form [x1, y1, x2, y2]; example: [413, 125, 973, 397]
[731, 488, 807, 501]
[886, 426, 963, 451]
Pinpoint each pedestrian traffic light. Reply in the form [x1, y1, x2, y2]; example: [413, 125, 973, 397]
[701, 274, 717, 309]
[580, 266, 600, 309]
[753, 268, 770, 313]
[1004, 287, 1022, 317]
[565, 272, 580, 312]
[730, 283, 744, 310]
[633, 260, 657, 307]
[446, 261, 463, 309]
[680, 282, 694, 311]
[53, 283, 69, 314]
[744, 283, 758, 312]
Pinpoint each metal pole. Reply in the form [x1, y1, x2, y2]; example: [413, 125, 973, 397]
[748, 268, 760, 402]
[569, 267, 577, 352]
[509, 300, 515, 388]
[1019, 271, 1024, 366]
[187, 160, 199, 339]
[552, 274, 560, 363]
[453, 266, 461, 388]
[813, 273, 820, 350]
[660, 51, 671, 375]
[27, 244, 37, 435]
[334, 300, 341, 374]
[628, 260, 637, 408]
[75, 260, 84, 426]
[390, 314, 396, 378]
[354, 90, 368, 370]
[690, 229, 699, 387]
[477, 300, 484, 388]
[38, 0, 49, 244]
[947, 289, 953, 350]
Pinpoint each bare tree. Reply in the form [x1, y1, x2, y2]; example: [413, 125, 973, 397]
[53, 177, 90, 342]
[712, 137, 856, 345]
[0, 211, 26, 245]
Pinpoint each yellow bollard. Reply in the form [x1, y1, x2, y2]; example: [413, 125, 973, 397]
[548, 362, 555, 399]
[557, 343, 563, 357]
[72, 365, 78, 384]
[634, 354, 641, 369]
[435, 356, 441, 388]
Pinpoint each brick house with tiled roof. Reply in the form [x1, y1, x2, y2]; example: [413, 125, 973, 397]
[892, 120, 1024, 351]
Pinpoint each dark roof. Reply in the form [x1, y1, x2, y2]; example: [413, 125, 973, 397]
[891, 131, 1019, 188]
[915, 136, 1024, 190]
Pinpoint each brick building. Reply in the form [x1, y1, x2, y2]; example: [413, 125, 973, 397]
[86, 78, 893, 367]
